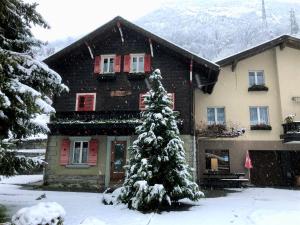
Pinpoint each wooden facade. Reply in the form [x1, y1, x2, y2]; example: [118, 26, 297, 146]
[43, 16, 219, 189]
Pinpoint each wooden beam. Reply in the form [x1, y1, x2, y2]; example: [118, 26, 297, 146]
[231, 60, 238, 72]
[280, 41, 286, 50]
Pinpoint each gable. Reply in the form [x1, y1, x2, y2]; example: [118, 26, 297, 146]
[44, 16, 219, 92]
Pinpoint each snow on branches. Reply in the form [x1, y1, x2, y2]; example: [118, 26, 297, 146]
[0, 0, 68, 139]
[118, 69, 203, 211]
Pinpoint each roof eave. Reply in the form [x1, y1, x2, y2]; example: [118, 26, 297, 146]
[216, 34, 300, 67]
[44, 16, 219, 71]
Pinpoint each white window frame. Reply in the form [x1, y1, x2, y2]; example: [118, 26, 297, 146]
[207, 107, 225, 125]
[249, 106, 269, 125]
[248, 70, 265, 86]
[101, 54, 115, 74]
[75, 93, 96, 111]
[130, 53, 145, 73]
[72, 140, 89, 164]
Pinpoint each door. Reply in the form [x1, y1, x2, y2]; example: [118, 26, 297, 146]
[250, 151, 284, 186]
[110, 141, 127, 183]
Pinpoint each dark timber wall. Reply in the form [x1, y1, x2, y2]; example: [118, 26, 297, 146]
[47, 25, 197, 134]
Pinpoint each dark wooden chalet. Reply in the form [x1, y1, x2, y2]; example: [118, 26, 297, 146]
[43, 16, 219, 189]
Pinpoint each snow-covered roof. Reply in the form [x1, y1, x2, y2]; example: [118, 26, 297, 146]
[216, 34, 300, 67]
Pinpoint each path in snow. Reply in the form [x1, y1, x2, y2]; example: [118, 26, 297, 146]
[0, 175, 300, 225]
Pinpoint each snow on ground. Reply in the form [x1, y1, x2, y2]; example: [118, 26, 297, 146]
[0, 175, 300, 225]
[0, 175, 43, 185]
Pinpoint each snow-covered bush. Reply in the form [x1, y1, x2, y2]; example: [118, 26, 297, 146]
[0, 148, 41, 177]
[11, 202, 65, 225]
[80, 217, 107, 225]
[102, 188, 122, 205]
[118, 69, 203, 211]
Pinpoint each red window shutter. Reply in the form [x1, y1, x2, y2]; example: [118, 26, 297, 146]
[124, 55, 131, 72]
[88, 139, 98, 165]
[77, 95, 85, 111]
[84, 94, 95, 111]
[144, 54, 151, 72]
[139, 93, 146, 110]
[167, 93, 175, 110]
[60, 139, 70, 165]
[114, 55, 121, 72]
[77, 94, 95, 111]
[94, 56, 101, 74]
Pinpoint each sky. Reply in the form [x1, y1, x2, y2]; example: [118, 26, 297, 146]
[26, 0, 167, 42]
[27, 0, 299, 43]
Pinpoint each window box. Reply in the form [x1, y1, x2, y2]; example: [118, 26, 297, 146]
[248, 85, 269, 92]
[65, 164, 90, 168]
[250, 124, 272, 130]
[127, 72, 147, 80]
[96, 73, 116, 81]
[207, 124, 227, 133]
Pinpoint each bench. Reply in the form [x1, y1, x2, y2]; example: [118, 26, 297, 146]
[201, 173, 249, 188]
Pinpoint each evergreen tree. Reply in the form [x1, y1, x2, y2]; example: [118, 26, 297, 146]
[119, 69, 203, 211]
[0, 0, 68, 176]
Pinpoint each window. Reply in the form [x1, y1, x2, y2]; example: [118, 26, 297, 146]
[139, 93, 175, 110]
[72, 141, 88, 164]
[205, 149, 230, 173]
[207, 107, 225, 125]
[249, 71, 265, 86]
[131, 54, 145, 73]
[76, 93, 96, 111]
[249, 106, 269, 125]
[101, 55, 115, 74]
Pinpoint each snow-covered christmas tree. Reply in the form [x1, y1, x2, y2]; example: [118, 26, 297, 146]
[118, 69, 203, 211]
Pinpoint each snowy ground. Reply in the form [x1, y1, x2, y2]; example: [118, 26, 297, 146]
[0, 175, 300, 225]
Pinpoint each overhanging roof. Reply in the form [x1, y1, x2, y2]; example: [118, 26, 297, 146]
[216, 35, 300, 67]
[44, 16, 219, 71]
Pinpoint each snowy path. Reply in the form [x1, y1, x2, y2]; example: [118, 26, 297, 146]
[0, 175, 300, 225]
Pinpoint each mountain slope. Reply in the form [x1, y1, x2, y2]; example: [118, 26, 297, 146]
[43, 0, 300, 61]
[136, 0, 300, 60]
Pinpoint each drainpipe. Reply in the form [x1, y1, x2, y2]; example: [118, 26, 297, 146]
[191, 70, 197, 182]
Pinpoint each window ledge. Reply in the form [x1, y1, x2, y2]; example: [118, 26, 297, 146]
[248, 85, 269, 92]
[65, 164, 91, 168]
[250, 124, 272, 130]
[96, 73, 116, 81]
[127, 73, 147, 80]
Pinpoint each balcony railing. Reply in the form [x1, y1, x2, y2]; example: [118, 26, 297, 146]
[51, 111, 141, 123]
[281, 122, 300, 143]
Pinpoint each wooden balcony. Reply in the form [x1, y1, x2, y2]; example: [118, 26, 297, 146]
[49, 111, 183, 136]
[281, 122, 300, 143]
